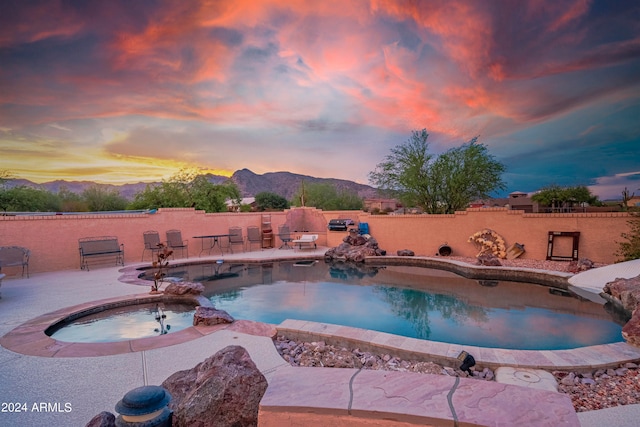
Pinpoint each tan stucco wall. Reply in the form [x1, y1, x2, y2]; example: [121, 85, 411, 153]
[0, 207, 632, 274]
[352, 208, 630, 263]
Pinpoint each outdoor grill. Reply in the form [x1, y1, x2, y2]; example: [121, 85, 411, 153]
[327, 219, 353, 231]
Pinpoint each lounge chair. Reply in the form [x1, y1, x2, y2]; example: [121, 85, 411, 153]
[141, 230, 162, 261]
[292, 234, 318, 250]
[166, 229, 188, 259]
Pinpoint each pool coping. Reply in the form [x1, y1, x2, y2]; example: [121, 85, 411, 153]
[276, 319, 640, 373]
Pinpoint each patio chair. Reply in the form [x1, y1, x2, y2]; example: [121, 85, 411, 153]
[228, 227, 245, 253]
[246, 226, 262, 251]
[141, 230, 162, 261]
[166, 229, 188, 259]
[278, 224, 293, 249]
[292, 234, 318, 250]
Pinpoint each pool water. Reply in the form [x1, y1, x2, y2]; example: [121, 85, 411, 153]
[47, 302, 196, 343]
[151, 261, 623, 350]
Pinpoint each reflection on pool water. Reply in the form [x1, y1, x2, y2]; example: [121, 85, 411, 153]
[146, 260, 623, 350]
[47, 302, 196, 343]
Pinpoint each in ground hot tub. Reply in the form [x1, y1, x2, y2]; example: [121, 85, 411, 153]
[45, 300, 196, 343]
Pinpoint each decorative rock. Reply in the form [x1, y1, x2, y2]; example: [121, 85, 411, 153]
[162, 345, 267, 427]
[193, 306, 234, 326]
[622, 307, 640, 347]
[561, 373, 575, 386]
[603, 274, 640, 312]
[567, 258, 595, 273]
[324, 233, 386, 262]
[443, 367, 456, 376]
[85, 411, 116, 427]
[604, 274, 640, 347]
[397, 249, 415, 256]
[164, 281, 205, 295]
[615, 367, 629, 376]
[476, 254, 502, 266]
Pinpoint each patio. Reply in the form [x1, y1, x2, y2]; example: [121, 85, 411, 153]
[1, 247, 639, 426]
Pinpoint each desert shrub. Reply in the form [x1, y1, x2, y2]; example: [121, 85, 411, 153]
[617, 212, 640, 261]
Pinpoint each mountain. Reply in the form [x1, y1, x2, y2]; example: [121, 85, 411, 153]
[230, 169, 378, 200]
[4, 169, 378, 201]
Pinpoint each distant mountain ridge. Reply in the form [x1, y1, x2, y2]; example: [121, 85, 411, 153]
[5, 169, 378, 201]
[230, 169, 377, 200]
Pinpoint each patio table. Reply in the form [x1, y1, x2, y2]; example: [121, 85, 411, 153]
[193, 234, 231, 256]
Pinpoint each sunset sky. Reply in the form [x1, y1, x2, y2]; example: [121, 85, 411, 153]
[1, 0, 639, 199]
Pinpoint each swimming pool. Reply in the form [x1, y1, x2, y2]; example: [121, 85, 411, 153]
[147, 260, 623, 350]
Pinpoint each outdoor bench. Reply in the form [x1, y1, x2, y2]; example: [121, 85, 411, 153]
[78, 236, 124, 270]
[0, 246, 31, 277]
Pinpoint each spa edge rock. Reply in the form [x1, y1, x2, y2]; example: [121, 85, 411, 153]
[164, 281, 205, 296]
[193, 306, 234, 326]
[602, 273, 640, 347]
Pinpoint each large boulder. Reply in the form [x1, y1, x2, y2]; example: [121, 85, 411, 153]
[164, 281, 205, 295]
[324, 234, 386, 262]
[622, 307, 640, 348]
[84, 411, 115, 427]
[603, 274, 640, 347]
[603, 275, 640, 312]
[193, 306, 234, 326]
[162, 345, 267, 427]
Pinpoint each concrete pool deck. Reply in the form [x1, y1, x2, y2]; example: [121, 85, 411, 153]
[1, 248, 639, 426]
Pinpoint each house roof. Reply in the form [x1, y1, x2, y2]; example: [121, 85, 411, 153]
[225, 197, 256, 206]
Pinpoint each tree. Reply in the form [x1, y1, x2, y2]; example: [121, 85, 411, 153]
[82, 185, 128, 211]
[290, 182, 363, 210]
[255, 192, 290, 211]
[621, 187, 636, 212]
[58, 186, 88, 212]
[434, 138, 507, 214]
[617, 212, 640, 261]
[531, 184, 600, 212]
[128, 169, 240, 213]
[0, 186, 61, 212]
[369, 129, 506, 214]
[0, 170, 13, 213]
[189, 174, 240, 212]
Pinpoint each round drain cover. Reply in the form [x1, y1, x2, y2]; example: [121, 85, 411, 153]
[514, 370, 541, 383]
